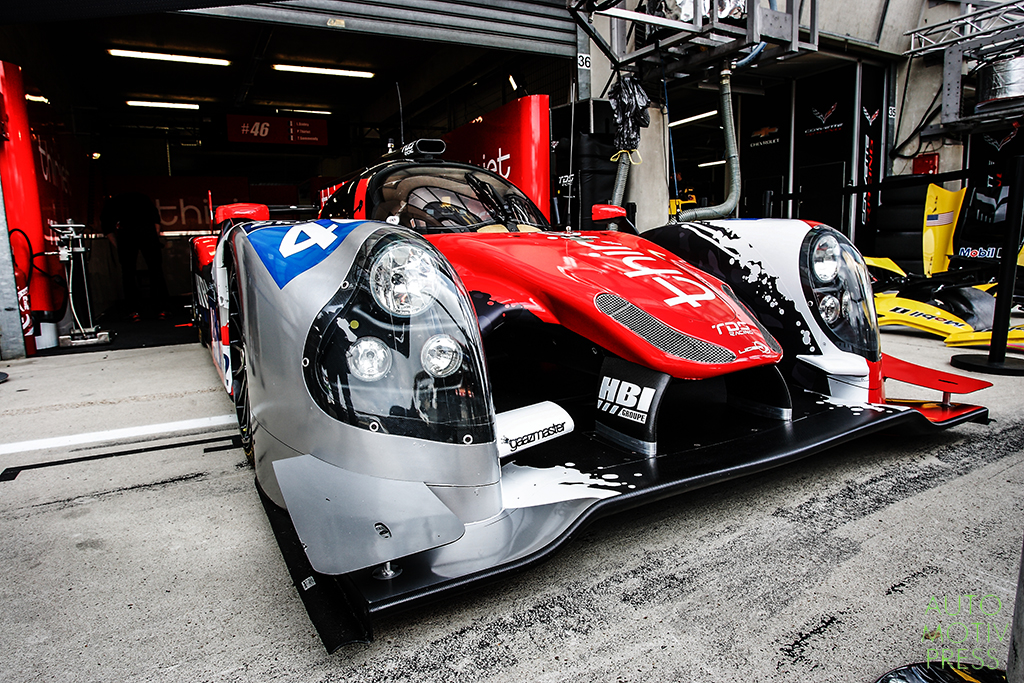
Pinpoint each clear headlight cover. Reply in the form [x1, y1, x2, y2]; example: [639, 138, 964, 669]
[369, 242, 438, 316]
[421, 334, 463, 378]
[346, 336, 392, 382]
[810, 233, 841, 283]
[302, 229, 494, 444]
[800, 227, 880, 361]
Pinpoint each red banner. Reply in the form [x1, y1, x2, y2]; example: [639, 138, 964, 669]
[226, 114, 328, 146]
[443, 95, 551, 220]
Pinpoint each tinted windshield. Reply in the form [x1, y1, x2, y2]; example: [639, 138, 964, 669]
[368, 165, 549, 233]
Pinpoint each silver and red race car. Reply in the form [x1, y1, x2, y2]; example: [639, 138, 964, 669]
[191, 140, 990, 650]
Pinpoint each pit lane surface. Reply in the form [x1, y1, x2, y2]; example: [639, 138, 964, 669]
[0, 333, 1021, 683]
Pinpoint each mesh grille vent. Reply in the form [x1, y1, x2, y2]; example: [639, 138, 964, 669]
[594, 293, 736, 364]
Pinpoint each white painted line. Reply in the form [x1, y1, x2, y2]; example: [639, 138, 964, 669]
[0, 415, 238, 456]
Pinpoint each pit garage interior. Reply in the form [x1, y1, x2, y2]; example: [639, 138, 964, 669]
[1, 1, 1024, 681]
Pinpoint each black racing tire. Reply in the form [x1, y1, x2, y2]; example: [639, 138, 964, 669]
[228, 265, 255, 467]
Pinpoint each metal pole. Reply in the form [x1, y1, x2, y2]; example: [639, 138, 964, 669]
[950, 154, 1024, 375]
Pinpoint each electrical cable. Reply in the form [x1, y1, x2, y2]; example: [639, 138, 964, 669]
[892, 83, 942, 159]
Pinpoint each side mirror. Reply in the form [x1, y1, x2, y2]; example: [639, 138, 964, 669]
[214, 203, 270, 224]
[592, 204, 627, 221]
[591, 204, 637, 234]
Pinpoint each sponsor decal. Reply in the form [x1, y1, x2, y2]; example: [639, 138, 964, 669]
[598, 376, 656, 425]
[556, 234, 720, 308]
[501, 422, 567, 452]
[749, 125, 780, 148]
[888, 306, 967, 328]
[805, 103, 843, 136]
[713, 321, 756, 336]
[957, 246, 1002, 259]
[862, 133, 876, 226]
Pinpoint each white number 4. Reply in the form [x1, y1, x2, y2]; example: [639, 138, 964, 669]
[279, 222, 339, 257]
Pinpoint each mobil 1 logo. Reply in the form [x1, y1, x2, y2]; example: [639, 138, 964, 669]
[595, 357, 671, 452]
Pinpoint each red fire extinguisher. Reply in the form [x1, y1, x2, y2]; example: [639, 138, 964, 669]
[14, 262, 35, 356]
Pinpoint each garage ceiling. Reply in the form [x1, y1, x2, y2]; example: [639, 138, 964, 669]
[0, 1, 573, 185]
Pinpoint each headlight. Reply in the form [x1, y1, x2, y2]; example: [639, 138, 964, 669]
[303, 229, 494, 445]
[810, 234, 840, 283]
[369, 242, 438, 316]
[346, 336, 392, 382]
[800, 228, 880, 361]
[421, 334, 463, 378]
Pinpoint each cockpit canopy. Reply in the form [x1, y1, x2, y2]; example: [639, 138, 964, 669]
[321, 162, 550, 234]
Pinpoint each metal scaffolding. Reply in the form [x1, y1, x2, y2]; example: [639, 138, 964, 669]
[906, 0, 1024, 131]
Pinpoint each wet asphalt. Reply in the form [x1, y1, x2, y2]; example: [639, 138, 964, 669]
[0, 326, 1021, 683]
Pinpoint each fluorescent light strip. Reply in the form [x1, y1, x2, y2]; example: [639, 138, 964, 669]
[278, 108, 332, 115]
[109, 49, 230, 66]
[669, 110, 718, 128]
[698, 160, 727, 168]
[273, 64, 374, 79]
[127, 100, 200, 110]
[25, 94, 50, 104]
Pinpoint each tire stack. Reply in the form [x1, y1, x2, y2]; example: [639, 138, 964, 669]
[872, 180, 929, 274]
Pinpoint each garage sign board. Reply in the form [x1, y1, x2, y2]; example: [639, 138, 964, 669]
[226, 114, 328, 146]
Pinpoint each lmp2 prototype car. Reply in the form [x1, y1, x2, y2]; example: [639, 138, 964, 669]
[191, 139, 990, 650]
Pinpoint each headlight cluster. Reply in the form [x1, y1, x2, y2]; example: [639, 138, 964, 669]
[801, 228, 880, 361]
[303, 230, 493, 445]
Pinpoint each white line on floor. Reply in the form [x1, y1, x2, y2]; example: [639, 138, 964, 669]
[0, 415, 238, 455]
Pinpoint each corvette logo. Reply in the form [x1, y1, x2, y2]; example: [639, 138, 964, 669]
[863, 107, 879, 125]
[598, 376, 656, 425]
[813, 103, 837, 124]
[805, 103, 842, 136]
[984, 121, 1020, 151]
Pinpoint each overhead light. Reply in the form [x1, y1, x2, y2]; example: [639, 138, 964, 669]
[272, 64, 374, 79]
[669, 110, 718, 128]
[698, 160, 727, 168]
[91, 152, 101, 160]
[127, 100, 200, 110]
[277, 108, 332, 116]
[508, 74, 518, 90]
[25, 93, 50, 104]
[109, 49, 230, 66]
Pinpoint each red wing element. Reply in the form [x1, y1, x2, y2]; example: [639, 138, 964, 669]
[881, 352, 991, 427]
[881, 353, 992, 395]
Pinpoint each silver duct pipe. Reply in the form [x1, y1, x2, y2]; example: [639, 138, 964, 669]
[675, 65, 740, 222]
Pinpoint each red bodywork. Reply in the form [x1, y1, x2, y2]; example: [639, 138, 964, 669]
[427, 230, 782, 380]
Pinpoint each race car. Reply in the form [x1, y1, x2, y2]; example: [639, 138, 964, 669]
[191, 139, 990, 651]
